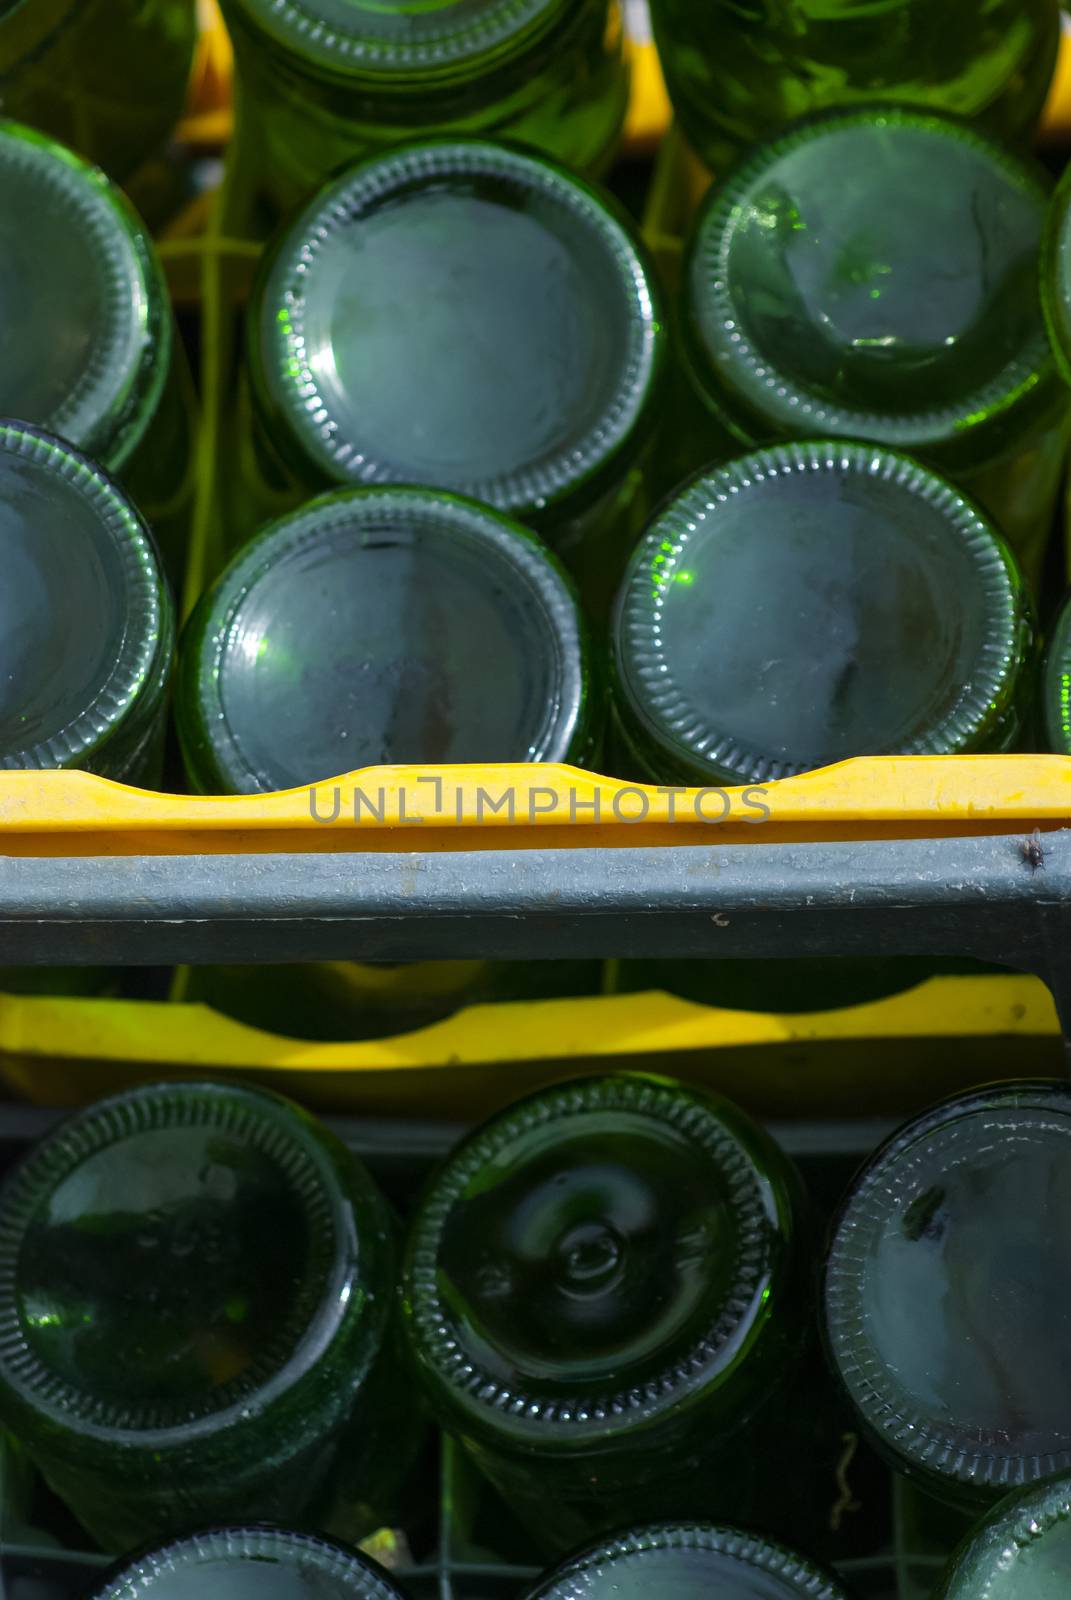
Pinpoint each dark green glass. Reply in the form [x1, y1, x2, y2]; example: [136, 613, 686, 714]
[402, 1074, 809, 1555]
[248, 138, 666, 616]
[613, 442, 1034, 788]
[0, 0, 196, 181]
[682, 108, 1068, 587]
[0, 420, 173, 784]
[609, 440, 1033, 1012]
[220, 0, 629, 237]
[1041, 592, 1071, 753]
[87, 1527, 412, 1600]
[0, 120, 195, 577]
[935, 1473, 1071, 1599]
[1042, 159, 1071, 390]
[649, 0, 1059, 173]
[825, 1081, 1071, 1512]
[524, 1523, 852, 1600]
[177, 486, 595, 793]
[175, 486, 597, 1039]
[0, 1081, 408, 1553]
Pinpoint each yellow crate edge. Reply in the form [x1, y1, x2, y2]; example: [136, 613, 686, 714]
[0, 976, 1058, 1115]
[0, 758, 1067, 855]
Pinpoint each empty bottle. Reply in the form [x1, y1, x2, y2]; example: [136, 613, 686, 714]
[177, 486, 595, 792]
[934, 1472, 1071, 1599]
[85, 1526, 413, 1600]
[609, 440, 1034, 1012]
[220, 0, 629, 235]
[613, 442, 1033, 788]
[825, 1081, 1071, 1510]
[0, 0, 196, 181]
[247, 138, 666, 617]
[401, 1074, 809, 1553]
[0, 119, 194, 578]
[0, 420, 173, 784]
[523, 1523, 852, 1600]
[649, 0, 1059, 173]
[682, 108, 1068, 586]
[175, 486, 598, 1036]
[0, 1081, 408, 1550]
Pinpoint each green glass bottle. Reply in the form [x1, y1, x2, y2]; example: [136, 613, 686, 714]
[825, 1081, 1071, 1512]
[0, 420, 173, 784]
[681, 108, 1068, 588]
[523, 1524, 852, 1600]
[175, 485, 597, 1038]
[401, 1074, 809, 1555]
[247, 138, 666, 618]
[934, 1473, 1071, 1599]
[0, 0, 196, 182]
[1041, 593, 1071, 753]
[87, 1527, 412, 1600]
[0, 120, 195, 580]
[649, 0, 1059, 174]
[613, 441, 1033, 783]
[0, 418, 173, 998]
[609, 441, 1034, 1013]
[0, 1081, 409, 1553]
[220, 0, 629, 237]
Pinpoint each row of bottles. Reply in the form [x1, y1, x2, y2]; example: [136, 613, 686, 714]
[5, 400, 1060, 792]
[54, 1486, 1071, 1597]
[10, 99, 1071, 795]
[0, 1074, 1069, 1573]
[5, 0, 1061, 224]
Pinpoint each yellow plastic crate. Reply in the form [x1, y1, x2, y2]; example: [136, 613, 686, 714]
[2, 1, 1069, 1116]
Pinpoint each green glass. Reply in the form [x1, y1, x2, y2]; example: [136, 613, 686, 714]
[682, 108, 1069, 587]
[1041, 592, 1071, 752]
[176, 486, 597, 1039]
[0, 417, 173, 998]
[613, 441, 1034, 788]
[402, 1074, 809, 1554]
[0, 0, 196, 181]
[248, 138, 666, 615]
[87, 1527, 412, 1600]
[0, 120, 195, 578]
[935, 1473, 1071, 1599]
[825, 1081, 1071, 1512]
[0, 421, 173, 784]
[609, 440, 1034, 1012]
[649, 0, 1059, 174]
[0, 1081, 408, 1552]
[523, 1523, 852, 1600]
[177, 486, 595, 793]
[220, 0, 629, 237]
